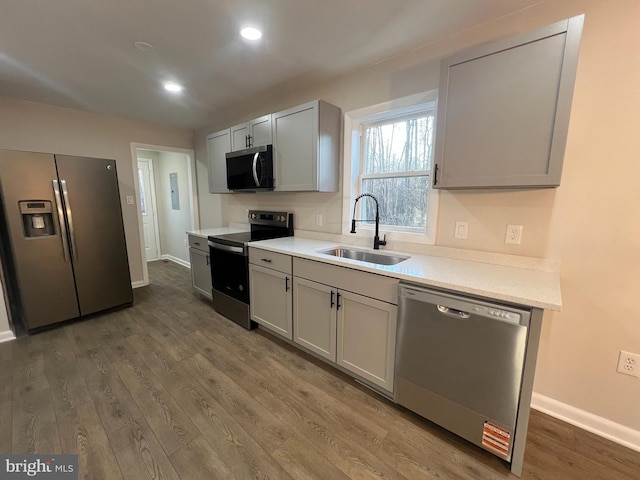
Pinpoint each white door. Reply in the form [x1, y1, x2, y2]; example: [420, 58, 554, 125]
[137, 159, 160, 261]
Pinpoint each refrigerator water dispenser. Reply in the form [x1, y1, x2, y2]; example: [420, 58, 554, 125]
[19, 200, 55, 237]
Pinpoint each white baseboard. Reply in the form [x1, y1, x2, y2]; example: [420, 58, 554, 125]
[132, 280, 147, 289]
[0, 329, 16, 343]
[531, 392, 640, 452]
[160, 254, 190, 269]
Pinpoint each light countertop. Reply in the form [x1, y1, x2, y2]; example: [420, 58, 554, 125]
[186, 227, 248, 239]
[249, 236, 562, 311]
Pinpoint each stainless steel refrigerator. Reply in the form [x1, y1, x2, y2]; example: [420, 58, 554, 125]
[0, 149, 133, 332]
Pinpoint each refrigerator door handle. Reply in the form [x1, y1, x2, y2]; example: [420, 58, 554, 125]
[60, 179, 78, 261]
[52, 179, 71, 262]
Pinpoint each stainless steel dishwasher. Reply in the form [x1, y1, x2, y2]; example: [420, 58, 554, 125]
[395, 283, 532, 465]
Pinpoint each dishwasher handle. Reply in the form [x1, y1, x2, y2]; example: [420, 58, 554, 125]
[437, 305, 471, 319]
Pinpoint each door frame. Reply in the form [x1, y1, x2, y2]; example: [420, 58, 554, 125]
[137, 157, 161, 262]
[130, 143, 199, 287]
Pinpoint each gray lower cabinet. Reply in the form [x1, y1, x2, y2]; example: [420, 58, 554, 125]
[249, 249, 293, 339]
[293, 277, 337, 362]
[336, 290, 397, 392]
[433, 15, 583, 189]
[292, 258, 398, 393]
[188, 235, 212, 299]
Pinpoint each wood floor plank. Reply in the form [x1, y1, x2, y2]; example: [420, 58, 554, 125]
[129, 334, 291, 454]
[169, 436, 234, 479]
[125, 335, 293, 480]
[0, 371, 12, 452]
[42, 329, 93, 416]
[108, 415, 181, 480]
[12, 352, 61, 454]
[271, 435, 352, 480]
[572, 426, 640, 480]
[57, 400, 124, 480]
[185, 330, 268, 398]
[255, 387, 408, 480]
[113, 351, 200, 456]
[76, 347, 145, 434]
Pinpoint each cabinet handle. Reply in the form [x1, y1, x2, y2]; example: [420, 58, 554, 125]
[336, 292, 342, 310]
[433, 163, 439, 186]
[247, 134, 253, 147]
[206, 255, 210, 266]
[194, 241, 200, 246]
[285, 277, 289, 292]
[261, 258, 272, 263]
[330, 291, 335, 308]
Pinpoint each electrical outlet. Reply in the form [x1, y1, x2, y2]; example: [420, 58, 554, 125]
[183, 239, 188, 247]
[617, 351, 640, 378]
[505, 224, 523, 244]
[315, 214, 323, 226]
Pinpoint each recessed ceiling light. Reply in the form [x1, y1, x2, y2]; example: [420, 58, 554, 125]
[163, 82, 183, 93]
[240, 26, 262, 41]
[133, 41, 154, 52]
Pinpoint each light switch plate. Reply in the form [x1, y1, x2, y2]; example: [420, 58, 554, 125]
[455, 221, 468, 240]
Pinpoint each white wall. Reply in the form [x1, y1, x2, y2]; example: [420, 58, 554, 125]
[154, 151, 193, 264]
[195, 0, 640, 436]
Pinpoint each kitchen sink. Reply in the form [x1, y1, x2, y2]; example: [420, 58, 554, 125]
[317, 247, 410, 266]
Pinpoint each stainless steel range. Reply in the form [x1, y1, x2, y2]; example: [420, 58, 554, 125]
[208, 210, 293, 329]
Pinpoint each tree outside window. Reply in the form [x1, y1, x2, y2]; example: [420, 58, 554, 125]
[359, 110, 435, 232]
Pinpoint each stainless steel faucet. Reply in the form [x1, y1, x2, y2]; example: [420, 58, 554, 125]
[350, 193, 386, 250]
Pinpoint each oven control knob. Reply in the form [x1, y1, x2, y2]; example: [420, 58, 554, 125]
[250, 213, 257, 219]
[238, 285, 244, 291]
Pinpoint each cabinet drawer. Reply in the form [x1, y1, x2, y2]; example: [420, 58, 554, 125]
[293, 258, 399, 305]
[188, 235, 208, 252]
[249, 248, 292, 274]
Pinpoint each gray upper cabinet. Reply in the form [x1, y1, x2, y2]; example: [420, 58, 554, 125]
[231, 114, 273, 151]
[207, 129, 231, 193]
[273, 100, 341, 192]
[433, 15, 584, 189]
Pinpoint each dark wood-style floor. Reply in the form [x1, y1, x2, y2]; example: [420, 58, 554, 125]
[1, 260, 638, 479]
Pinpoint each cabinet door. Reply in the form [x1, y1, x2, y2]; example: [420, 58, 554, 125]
[207, 129, 231, 193]
[293, 277, 336, 362]
[231, 123, 249, 151]
[337, 290, 397, 392]
[249, 264, 293, 340]
[433, 16, 583, 189]
[189, 248, 212, 299]
[250, 114, 272, 146]
[273, 102, 318, 191]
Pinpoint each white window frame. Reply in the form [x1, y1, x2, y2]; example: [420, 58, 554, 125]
[342, 91, 439, 245]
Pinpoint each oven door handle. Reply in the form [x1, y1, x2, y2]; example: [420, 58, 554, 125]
[208, 241, 245, 255]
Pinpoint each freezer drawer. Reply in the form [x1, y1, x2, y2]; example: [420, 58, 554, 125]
[395, 284, 531, 462]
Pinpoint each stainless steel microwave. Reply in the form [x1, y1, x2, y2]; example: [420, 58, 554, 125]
[226, 145, 274, 191]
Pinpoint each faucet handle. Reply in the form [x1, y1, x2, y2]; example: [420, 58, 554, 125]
[379, 234, 387, 246]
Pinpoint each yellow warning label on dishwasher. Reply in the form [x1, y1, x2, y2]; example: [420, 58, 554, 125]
[482, 421, 511, 458]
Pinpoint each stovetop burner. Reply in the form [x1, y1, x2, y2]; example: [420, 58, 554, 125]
[208, 210, 293, 247]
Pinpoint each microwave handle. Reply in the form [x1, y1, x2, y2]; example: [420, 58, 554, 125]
[252, 152, 260, 187]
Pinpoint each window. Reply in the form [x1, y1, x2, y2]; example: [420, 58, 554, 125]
[343, 91, 439, 244]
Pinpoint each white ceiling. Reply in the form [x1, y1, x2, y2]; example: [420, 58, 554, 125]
[0, 0, 540, 130]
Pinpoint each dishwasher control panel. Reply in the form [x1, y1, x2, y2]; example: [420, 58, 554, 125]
[471, 304, 521, 322]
